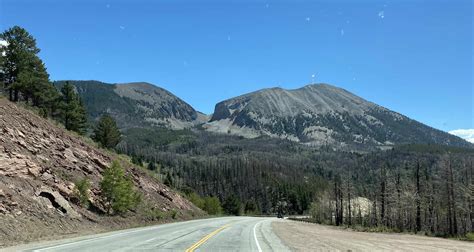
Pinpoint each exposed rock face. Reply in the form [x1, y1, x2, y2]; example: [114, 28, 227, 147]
[0, 98, 202, 246]
[206, 84, 472, 149]
[54, 81, 207, 130]
[35, 187, 81, 219]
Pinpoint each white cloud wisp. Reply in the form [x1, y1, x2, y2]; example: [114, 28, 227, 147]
[449, 129, 474, 143]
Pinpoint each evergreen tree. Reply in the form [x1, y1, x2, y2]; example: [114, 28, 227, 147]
[74, 178, 91, 208]
[147, 162, 157, 171]
[222, 194, 241, 216]
[100, 161, 140, 214]
[1, 26, 39, 101]
[131, 155, 143, 167]
[59, 82, 87, 134]
[244, 199, 258, 214]
[0, 26, 59, 115]
[164, 172, 174, 187]
[93, 114, 121, 148]
[0, 41, 5, 82]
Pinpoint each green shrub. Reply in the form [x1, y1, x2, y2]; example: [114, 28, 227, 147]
[145, 208, 164, 221]
[187, 193, 222, 215]
[187, 192, 205, 209]
[466, 232, 474, 241]
[100, 161, 141, 214]
[170, 209, 178, 219]
[203, 196, 222, 215]
[74, 178, 90, 208]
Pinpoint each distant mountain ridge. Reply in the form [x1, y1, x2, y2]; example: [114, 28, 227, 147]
[205, 83, 472, 149]
[54, 81, 208, 130]
[54, 80, 471, 150]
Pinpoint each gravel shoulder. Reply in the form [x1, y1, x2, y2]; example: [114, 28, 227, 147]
[272, 220, 474, 251]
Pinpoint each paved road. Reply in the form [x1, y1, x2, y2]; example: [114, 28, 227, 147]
[7, 217, 289, 252]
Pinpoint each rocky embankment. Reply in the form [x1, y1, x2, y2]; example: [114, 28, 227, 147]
[0, 98, 202, 247]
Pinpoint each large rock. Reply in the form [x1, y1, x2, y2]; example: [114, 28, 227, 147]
[35, 187, 80, 219]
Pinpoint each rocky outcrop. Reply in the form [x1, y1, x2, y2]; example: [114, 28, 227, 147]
[35, 187, 81, 218]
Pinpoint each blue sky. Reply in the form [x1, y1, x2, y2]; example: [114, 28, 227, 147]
[1, 0, 472, 133]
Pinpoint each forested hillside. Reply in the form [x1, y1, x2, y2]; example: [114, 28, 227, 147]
[118, 127, 474, 237]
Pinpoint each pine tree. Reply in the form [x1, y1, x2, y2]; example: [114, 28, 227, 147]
[100, 161, 140, 214]
[222, 194, 241, 216]
[1, 26, 38, 101]
[59, 82, 87, 134]
[164, 172, 174, 187]
[93, 114, 121, 149]
[1, 26, 59, 115]
[131, 155, 143, 167]
[74, 178, 91, 208]
[415, 161, 422, 232]
[147, 162, 157, 171]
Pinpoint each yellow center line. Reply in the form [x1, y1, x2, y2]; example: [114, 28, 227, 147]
[184, 224, 231, 252]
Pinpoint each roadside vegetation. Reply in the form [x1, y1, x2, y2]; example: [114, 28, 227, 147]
[74, 178, 91, 208]
[100, 161, 141, 215]
[187, 192, 222, 215]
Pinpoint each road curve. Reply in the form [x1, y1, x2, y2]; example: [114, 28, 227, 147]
[5, 217, 289, 252]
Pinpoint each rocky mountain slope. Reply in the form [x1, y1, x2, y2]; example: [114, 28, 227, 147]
[205, 84, 471, 149]
[54, 81, 208, 130]
[0, 98, 202, 246]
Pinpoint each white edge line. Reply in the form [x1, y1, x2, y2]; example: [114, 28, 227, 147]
[253, 221, 263, 252]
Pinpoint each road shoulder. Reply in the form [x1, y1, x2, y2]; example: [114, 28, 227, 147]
[272, 220, 474, 252]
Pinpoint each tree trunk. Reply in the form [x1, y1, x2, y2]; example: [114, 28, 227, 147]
[396, 168, 402, 231]
[470, 158, 474, 233]
[416, 161, 421, 232]
[449, 159, 458, 235]
[380, 165, 386, 226]
[348, 180, 352, 226]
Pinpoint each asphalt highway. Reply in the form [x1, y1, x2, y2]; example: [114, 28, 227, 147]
[11, 217, 289, 252]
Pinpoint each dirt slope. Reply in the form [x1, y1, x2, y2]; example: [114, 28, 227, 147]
[0, 98, 202, 247]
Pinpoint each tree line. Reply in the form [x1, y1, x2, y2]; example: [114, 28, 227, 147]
[310, 146, 473, 237]
[1, 26, 85, 130]
[118, 126, 474, 237]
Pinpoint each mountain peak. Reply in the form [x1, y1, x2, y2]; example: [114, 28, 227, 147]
[206, 83, 471, 149]
[117, 82, 163, 89]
